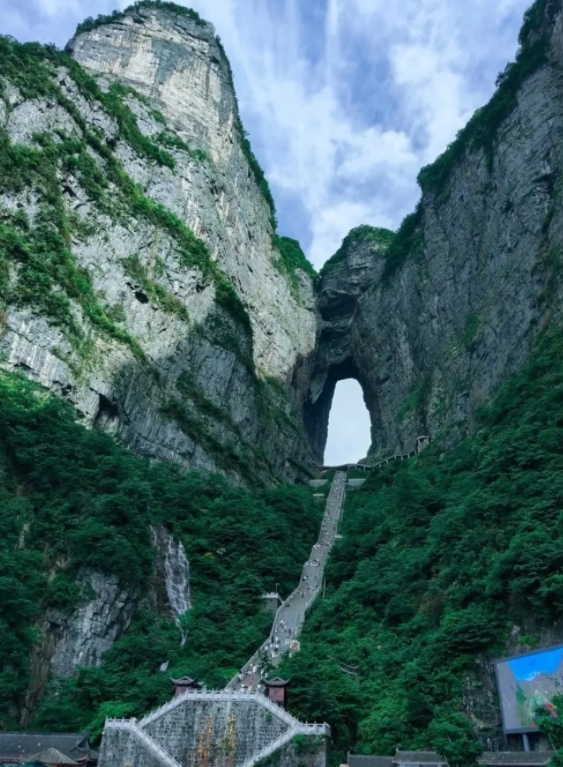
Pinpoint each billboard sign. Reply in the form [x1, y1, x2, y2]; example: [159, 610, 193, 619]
[495, 644, 563, 733]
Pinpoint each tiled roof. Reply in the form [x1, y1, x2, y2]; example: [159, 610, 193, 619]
[0, 734, 92, 763]
[395, 751, 447, 764]
[348, 756, 394, 767]
[479, 753, 554, 766]
[170, 677, 199, 685]
[347, 751, 555, 767]
[31, 748, 78, 765]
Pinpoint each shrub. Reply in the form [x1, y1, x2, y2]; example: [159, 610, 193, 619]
[75, 2, 206, 36]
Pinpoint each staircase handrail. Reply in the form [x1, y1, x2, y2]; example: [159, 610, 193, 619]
[322, 436, 430, 473]
[104, 718, 182, 767]
[238, 727, 298, 767]
[239, 722, 330, 767]
[139, 689, 298, 729]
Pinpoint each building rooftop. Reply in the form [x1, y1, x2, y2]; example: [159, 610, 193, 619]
[395, 751, 447, 765]
[348, 756, 394, 767]
[479, 753, 555, 766]
[348, 751, 556, 767]
[31, 748, 78, 766]
[0, 734, 94, 764]
[170, 677, 200, 687]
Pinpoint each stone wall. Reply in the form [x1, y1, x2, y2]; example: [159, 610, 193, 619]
[99, 727, 164, 767]
[144, 698, 289, 766]
[258, 736, 328, 767]
[98, 692, 329, 767]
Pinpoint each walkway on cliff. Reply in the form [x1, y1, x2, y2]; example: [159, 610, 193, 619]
[227, 471, 347, 692]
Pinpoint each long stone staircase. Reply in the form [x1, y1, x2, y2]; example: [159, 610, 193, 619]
[98, 474, 346, 767]
[226, 471, 348, 691]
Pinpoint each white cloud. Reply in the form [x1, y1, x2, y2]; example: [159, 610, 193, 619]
[0, 0, 531, 264]
[185, 0, 531, 269]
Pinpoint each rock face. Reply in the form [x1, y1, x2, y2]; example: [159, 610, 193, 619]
[46, 571, 141, 680]
[21, 529, 192, 723]
[306, 3, 563, 462]
[0, 4, 317, 487]
[22, 570, 141, 724]
[6, 0, 563, 729]
[0, 5, 317, 715]
[305, 229, 390, 463]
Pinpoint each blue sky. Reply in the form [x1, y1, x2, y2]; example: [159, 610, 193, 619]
[0, 0, 533, 464]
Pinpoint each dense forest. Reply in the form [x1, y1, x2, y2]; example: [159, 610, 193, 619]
[0, 369, 322, 734]
[279, 328, 563, 764]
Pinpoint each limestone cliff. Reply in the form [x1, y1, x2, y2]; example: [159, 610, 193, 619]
[6, 0, 563, 730]
[306, 0, 563, 463]
[0, 3, 317, 712]
[0, 2, 317, 487]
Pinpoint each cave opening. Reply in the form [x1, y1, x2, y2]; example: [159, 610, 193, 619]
[304, 357, 373, 467]
[324, 379, 372, 466]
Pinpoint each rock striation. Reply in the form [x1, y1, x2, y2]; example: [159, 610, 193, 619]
[5, 0, 563, 728]
[21, 570, 141, 724]
[0, 4, 316, 712]
[0, 3, 317, 488]
[305, 228, 391, 462]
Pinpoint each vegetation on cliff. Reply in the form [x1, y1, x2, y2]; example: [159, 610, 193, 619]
[76, 1, 206, 36]
[418, 0, 549, 198]
[73, 3, 320, 296]
[376, 0, 551, 285]
[273, 235, 317, 297]
[0, 35, 251, 352]
[279, 326, 563, 763]
[319, 225, 395, 280]
[212, 35, 279, 232]
[380, 205, 424, 284]
[0, 368, 323, 731]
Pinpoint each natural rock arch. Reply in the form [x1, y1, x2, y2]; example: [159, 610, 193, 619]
[304, 358, 370, 465]
[303, 230, 387, 465]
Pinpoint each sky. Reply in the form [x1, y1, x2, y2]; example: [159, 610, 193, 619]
[0, 0, 533, 464]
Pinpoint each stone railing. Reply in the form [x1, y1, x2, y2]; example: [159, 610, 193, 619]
[226, 579, 322, 692]
[107, 475, 342, 767]
[139, 689, 298, 730]
[322, 436, 430, 473]
[239, 722, 330, 767]
[106, 697, 329, 767]
[347, 478, 366, 487]
[227, 472, 347, 691]
[104, 719, 182, 767]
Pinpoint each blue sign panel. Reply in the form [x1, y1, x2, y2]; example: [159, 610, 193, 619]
[495, 644, 563, 733]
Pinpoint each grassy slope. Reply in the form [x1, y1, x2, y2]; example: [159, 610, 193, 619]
[278, 327, 563, 765]
[0, 369, 322, 733]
